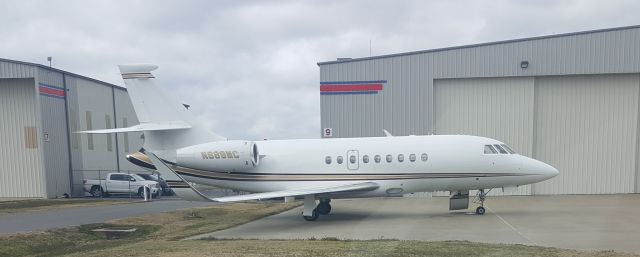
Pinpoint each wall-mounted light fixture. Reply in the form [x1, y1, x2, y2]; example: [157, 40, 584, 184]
[520, 61, 529, 69]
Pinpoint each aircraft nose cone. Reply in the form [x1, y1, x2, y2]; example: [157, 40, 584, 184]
[535, 159, 559, 179]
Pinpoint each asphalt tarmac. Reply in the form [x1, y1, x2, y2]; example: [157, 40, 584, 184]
[190, 195, 640, 254]
[0, 199, 213, 234]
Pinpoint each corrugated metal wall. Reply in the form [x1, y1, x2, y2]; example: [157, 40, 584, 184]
[319, 26, 640, 195]
[1, 59, 141, 198]
[0, 61, 37, 78]
[37, 68, 72, 198]
[320, 26, 640, 138]
[533, 74, 639, 194]
[75, 78, 119, 176]
[0, 78, 46, 198]
[64, 75, 86, 197]
[434, 77, 534, 195]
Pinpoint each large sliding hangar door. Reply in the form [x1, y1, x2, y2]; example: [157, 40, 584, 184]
[434, 74, 640, 195]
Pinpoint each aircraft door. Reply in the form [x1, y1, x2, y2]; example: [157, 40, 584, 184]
[347, 150, 359, 170]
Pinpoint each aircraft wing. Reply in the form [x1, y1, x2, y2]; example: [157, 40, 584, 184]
[212, 182, 379, 202]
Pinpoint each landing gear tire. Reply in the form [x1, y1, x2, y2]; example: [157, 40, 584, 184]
[473, 189, 491, 215]
[316, 202, 331, 215]
[303, 209, 319, 221]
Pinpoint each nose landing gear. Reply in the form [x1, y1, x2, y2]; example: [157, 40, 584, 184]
[473, 189, 491, 215]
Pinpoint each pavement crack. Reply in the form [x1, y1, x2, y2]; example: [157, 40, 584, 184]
[486, 205, 538, 246]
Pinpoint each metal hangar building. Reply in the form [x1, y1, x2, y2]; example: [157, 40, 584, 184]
[0, 58, 144, 198]
[317, 25, 640, 195]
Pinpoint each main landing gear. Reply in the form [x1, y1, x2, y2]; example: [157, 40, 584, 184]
[302, 196, 332, 221]
[473, 189, 491, 215]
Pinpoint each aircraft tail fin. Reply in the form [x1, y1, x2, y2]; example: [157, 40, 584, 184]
[118, 64, 225, 161]
[78, 64, 225, 162]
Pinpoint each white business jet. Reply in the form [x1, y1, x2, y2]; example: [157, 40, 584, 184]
[80, 64, 558, 221]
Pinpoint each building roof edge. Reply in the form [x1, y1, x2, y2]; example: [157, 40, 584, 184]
[317, 24, 640, 66]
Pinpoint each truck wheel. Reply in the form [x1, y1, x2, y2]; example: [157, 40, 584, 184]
[90, 186, 103, 197]
[137, 187, 151, 198]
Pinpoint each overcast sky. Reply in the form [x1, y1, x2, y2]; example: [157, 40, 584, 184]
[2, 0, 639, 140]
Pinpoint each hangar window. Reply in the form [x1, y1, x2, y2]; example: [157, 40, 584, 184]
[374, 155, 381, 163]
[421, 153, 428, 162]
[325, 156, 332, 164]
[501, 144, 516, 154]
[86, 111, 94, 150]
[493, 144, 508, 154]
[409, 154, 416, 162]
[123, 117, 129, 153]
[337, 156, 343, 164]
[398, 154, 405, 162]
[350, 155, 356, 164]
[363, 155, 370, 163]
[484, 145, 498, 154]
[105, 115, 112, 152]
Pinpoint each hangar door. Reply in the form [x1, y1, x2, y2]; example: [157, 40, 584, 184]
[435, 74, 640, 195]
[434, 77, 535, 195]
[533, 74, 639, 195]
[0, 78, 45, 198]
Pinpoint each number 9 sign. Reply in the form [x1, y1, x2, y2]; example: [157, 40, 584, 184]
[323, 128, 333, 137]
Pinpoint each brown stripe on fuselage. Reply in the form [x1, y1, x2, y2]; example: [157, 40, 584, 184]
[167, 163, 532, 182]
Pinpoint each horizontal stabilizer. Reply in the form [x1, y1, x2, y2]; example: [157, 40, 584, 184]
[75, 121, 191, 134]
[212, 182, 379, 202]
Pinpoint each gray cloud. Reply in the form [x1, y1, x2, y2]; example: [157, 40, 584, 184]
[2, 0, 639, 140]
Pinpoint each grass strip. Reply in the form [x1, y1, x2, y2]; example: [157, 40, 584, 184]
[1, 201, 637, 257]
[0, 199, 132, 214]
[0, 201, 299, 257]
[66, 238, 639, 257]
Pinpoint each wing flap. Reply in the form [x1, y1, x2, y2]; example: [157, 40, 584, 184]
[212, 182, 379, 202]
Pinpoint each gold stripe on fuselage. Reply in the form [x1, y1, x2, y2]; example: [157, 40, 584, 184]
[167, 163, 530, 182]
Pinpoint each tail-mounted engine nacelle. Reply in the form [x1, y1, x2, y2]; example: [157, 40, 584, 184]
[176, 140, 259, 171]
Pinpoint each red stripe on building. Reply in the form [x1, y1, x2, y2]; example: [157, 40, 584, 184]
[39, 86, 65, 97]
[320, 83, 383, 92]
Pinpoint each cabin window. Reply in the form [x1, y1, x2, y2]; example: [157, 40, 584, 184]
[494, 144, 508, 154]
[363, 155, 370, 163]
[350, 155, 356, 164]
[374, 155, 381, 163]
[386, 154, 392, 163]
[398, 154, 405, 162]
[501, 144, 516, 154]
[421, 153, 428, 162]
[484, 145, 497, 154]
[325, 156, 332, 164]
[337, 156, 343, 164]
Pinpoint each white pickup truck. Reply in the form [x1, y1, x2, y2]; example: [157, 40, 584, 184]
[84, 173, 161, 198]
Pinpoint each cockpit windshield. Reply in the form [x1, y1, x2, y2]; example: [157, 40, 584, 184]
[500, 144, 516, 154]
[484, 144, 517, 154]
